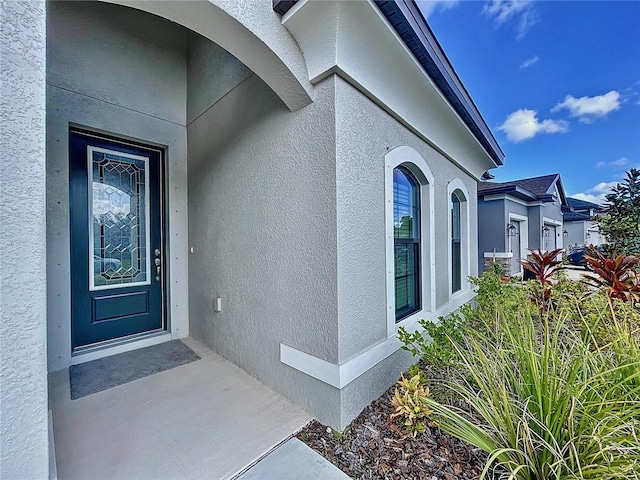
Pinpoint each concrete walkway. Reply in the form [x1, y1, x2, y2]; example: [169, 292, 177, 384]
[49, 337, 325, 480]
[235, 438, 349, 480]
[565, 265, 588, 282]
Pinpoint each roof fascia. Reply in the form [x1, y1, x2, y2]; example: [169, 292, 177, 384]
[375, 0, 504, 166]
[481, 193, 542, 207]
[550, 175, 568, 205]
[479, 185, 537, 202]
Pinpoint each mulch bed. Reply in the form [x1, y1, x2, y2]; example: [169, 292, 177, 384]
[297, 376, 489, 480]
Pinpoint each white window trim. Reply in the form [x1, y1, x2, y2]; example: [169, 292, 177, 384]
[508, 213, 528, 276]
[447, 179, 470, 300]
[385, 146, 435, 337]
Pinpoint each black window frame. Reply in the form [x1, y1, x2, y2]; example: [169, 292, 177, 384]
[451, 192, 462, 293]
[393, 166, 421, 322]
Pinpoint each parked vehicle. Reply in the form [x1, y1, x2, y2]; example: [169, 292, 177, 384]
[566, 245, 604, 269]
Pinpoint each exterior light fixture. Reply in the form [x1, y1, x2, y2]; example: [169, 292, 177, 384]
[542, 225, 550, 237]
[507, 223, 517, 236]
[563, 229, 568, 238]
[586, 231, 591, 239]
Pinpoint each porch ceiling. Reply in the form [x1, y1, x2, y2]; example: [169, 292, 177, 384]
[49, 338, 311, 480]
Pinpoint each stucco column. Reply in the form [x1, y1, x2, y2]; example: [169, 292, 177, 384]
[0, 1, 50, 478]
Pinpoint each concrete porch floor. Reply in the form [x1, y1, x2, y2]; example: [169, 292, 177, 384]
[48, 337, 312, 480]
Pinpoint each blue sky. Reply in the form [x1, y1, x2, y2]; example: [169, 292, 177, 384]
[418, 0, 640, 204]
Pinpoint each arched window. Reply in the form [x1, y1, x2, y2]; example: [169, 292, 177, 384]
[451, 192, 462, 293]
[447, 179, 470, 298]
[385, 146, 435, 334]
[393, 167, 420, 320]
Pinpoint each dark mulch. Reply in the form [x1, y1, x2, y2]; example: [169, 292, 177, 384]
[297, 377, 488, 480]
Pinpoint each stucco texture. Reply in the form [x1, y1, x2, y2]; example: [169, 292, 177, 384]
[335, 75, 479, 361]
[1, 1, 50, 478]
[187, 69, 341, 425]
[333, 76, 479, 426]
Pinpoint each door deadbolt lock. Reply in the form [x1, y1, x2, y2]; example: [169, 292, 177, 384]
[154, 249, 161, 280]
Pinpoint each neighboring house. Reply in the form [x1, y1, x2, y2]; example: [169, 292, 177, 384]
[563, 197, 607, 247]
[477, 174, 567, 276]
[0, 1, 504, 476]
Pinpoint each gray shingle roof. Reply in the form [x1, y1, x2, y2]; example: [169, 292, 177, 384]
[563, 211, 591, 222]
[478, 174, 566, 204]
[567, 197, 603, 209]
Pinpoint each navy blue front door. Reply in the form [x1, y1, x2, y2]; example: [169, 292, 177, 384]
[70, 130, 165, 349]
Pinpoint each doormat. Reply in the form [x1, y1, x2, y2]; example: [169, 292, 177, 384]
[69, 340, 200, 400]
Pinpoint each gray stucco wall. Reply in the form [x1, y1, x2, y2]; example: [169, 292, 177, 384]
[335, 75, 478, 358]
[565, 221, 586, 247]
[187, 32, 252, 124]
[478, 195, 565, 272]
[0, 1, 50, 477]
[187, 69, 341, 425]
[46, 1, 190, 370]
[526, 206, 541, 250]
[334, 76, 479, 425]
[542, 201, 564, 249]
[477, 197, 507, 271]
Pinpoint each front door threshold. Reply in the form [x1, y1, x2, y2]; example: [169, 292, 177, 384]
[71, 330, 171, 365]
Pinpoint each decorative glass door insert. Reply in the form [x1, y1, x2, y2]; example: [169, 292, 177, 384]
[88, 147, 150, 290]
[70, 130, 164, 349]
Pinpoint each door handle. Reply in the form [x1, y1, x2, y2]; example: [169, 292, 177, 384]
[155, 249, 161, 281]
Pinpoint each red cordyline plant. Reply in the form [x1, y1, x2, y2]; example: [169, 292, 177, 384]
[583, 248, 640, 306]
[520, 248, 564, 312]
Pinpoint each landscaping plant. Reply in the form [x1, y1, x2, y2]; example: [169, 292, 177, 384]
[583, 248, 640, 306]
[390, 374, 433, 437]
[395, 264, 640, 480]
[397, 315, 463, 369]
[594, 168, 640, 256]
[520, 248, 564, 312]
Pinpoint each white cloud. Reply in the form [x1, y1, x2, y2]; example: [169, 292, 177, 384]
[416, 0, 460, 18]
[572, 193, 605, 205]
[552, 91, 621, 123]
[497, 109, 568, 142]
[519, 55, 539, 69]
[572, 181, 618, 205]
[483, 0, 537, 39]
[596, 157, 628, 169]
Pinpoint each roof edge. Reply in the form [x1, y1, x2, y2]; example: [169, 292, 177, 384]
[374, 0, 504, 166]
[274, 0, 505, 166]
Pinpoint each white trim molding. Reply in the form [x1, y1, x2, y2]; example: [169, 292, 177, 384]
[280, 289, 475, 389]
[447, 179, 471, 300]
[384, 146, 436, 338]
[508, 212, 528, 275]
[483, 252, 513, 258]
[482, 193, 543, 207]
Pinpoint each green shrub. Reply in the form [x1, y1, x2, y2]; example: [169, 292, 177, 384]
[406, 363, 428, 384]
[397, 315, 463, 369]
[417, 273, 640, 480]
